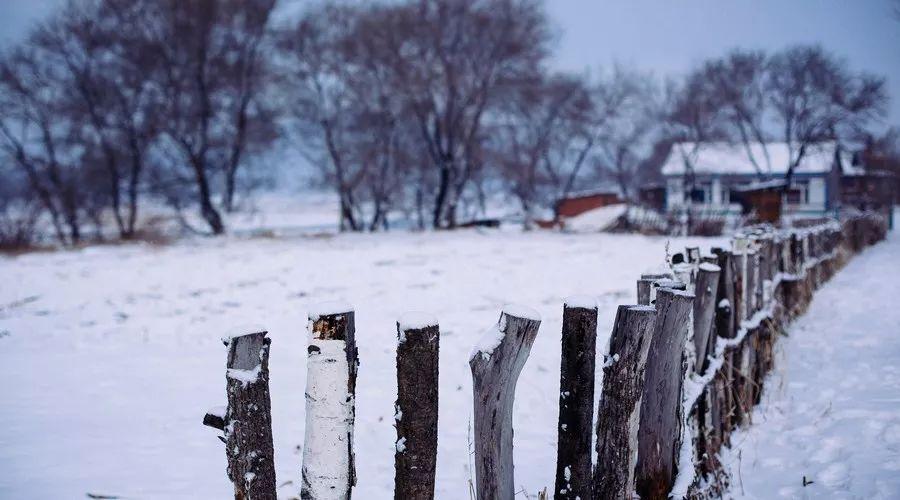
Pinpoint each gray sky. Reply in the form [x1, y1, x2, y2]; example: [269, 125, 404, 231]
[2, 0, 898, 124]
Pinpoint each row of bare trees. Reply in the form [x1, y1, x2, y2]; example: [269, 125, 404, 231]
[0, 0, 277, 244]
[0, 0, 894, 246]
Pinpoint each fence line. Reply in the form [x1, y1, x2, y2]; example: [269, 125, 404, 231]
[201, 212, 888, 500]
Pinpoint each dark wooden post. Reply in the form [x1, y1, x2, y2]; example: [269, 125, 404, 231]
[635, 288, 694, 499]
[692, 263, 721, 374]
[555, 299, 599, 500]
[593, 305, 657, 500]
[211, 330, 277, 500]
[394, 313, 440, 500]
[302, 305, 358, 500]
[470, 307, 541, 500]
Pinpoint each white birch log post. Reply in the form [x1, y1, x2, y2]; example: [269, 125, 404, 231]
[394, 313, 440, 500]
[593, 305, 657, 500]
[222, 330, 277, 500]
[469, 305, 542, 500]
[554, 298, 598, 500]
[692, 263, 721, 374]
[302, 303, 358, 500]
[635, 287, 694, 500]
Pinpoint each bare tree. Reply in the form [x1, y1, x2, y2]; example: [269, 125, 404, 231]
[0, 43, 85, 245]
[139, 0, 277, 234]
[591, 67, 666, 202]
[365, 0, 553, 229]
[767, 44, 887, 185]
[699, 50, 772, 175]
[491, 73, 592, 226]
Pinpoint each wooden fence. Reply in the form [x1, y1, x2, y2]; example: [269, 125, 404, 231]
[202, 212, 888, 500]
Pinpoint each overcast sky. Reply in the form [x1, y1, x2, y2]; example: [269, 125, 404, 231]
[2, 0, 898, 124]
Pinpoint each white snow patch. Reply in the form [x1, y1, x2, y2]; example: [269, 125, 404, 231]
[221, 324, 267, 344]
[395, 437, 406, 453]
[564, 295, 598, 310]
[397, 311, 438, 332]
[308, 300, 354, 321]
[563, 204, 627, 233]
[226, 364, 262, 388]
[698, 262, 721, 273]
[502, 303, 541, 321]
[469, 317, 507, 361]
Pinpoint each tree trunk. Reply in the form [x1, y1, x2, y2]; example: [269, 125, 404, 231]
[554, 300, 598, 500]
[302, 304, 358, 500]
[394, 314, 440, 500]
[223, 330, 277, 500]
[635, 288, 694, 500]
[593, 305, 656, 500]
[469, 306, 542, 500]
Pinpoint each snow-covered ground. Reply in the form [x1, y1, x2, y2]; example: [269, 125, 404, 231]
[0, 226, 724, 499]
[724, 226, 900, 499]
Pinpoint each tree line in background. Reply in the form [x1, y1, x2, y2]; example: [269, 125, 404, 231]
[0, 0, 896, 247]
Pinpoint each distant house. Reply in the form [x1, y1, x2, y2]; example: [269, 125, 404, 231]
[660, 141, 861, 218]
[554, 188, 622, 219]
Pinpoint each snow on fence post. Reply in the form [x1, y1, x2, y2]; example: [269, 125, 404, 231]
[709, 249, 736, 441]
[638, 272, 674, 306]
[593, 304, 656, 500]
[635, 287, 694, 500]
[692, 263, 721, 374]
[394, 313, 440, 500]
[302, 303, 358, 500]
[554, 298, 599, 500]
[209, 329, 277, 499]
[469, 306, 541, 500]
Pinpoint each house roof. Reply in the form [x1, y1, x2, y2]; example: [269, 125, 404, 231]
[660, 141, 861, 177]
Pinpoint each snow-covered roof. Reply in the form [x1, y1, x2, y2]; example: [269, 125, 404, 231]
[660, 142, 858, 177]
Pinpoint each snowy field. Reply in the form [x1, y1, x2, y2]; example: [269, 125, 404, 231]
[0, 226, 724, 499]
[725, 226, 900, 499]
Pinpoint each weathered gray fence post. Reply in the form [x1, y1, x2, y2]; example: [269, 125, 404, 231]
[302, 304, 358, 500]
[593, 305, 657, 500]
[635, 287, 694, 499]
[692, 263, 721, 374]
[204, 330, 277, 500]
[554, 298, 599, 500]
[470, 306, 541, 500]
[638, 272, 673, 306]
[394, 313, 440, 500]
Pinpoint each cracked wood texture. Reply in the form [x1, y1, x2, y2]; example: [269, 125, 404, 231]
[302, 309, 358, 500]
[692, 265, 720, 374]
[593, 305, 656, 500]
[470, 310, 541, 500]
[635, 288, 693, 500]
[225, 331, 276, 500]
[394, 321, 439, 500]
[554, 304, 598, 500]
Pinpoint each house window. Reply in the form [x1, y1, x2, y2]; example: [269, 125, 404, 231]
[689, 181, 712, 204]
[785, 180, 809, 205]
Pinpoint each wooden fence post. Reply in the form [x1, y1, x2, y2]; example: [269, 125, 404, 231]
[593, 305, 656, 500]
[394, 313, 440, 500]
[692, 264, 721, 374]
[638, 273, 673, 306]
[206, 330, 277, 499]
[554, 298, 599, 500]
[302, 303, 358, 500]
[635, 287, 694, 500]
[469, 306, 541, 500]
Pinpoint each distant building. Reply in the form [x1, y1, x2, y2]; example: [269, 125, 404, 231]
[659, 141, 861, 218]
[554, 188, 623, 219]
